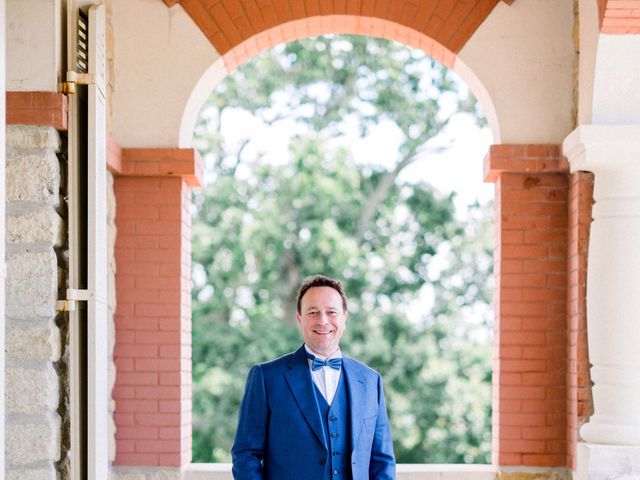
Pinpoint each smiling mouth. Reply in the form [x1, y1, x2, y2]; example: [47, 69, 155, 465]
[313, 330, 334, 335]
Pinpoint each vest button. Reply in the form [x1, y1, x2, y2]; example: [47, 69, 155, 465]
[329, 416, 337, 421]
[333, 469, 339, 475]
[331, 432, 338, 438]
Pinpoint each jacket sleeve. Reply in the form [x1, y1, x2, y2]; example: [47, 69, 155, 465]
[231, 365, 268, 480]
[369, 374, 396, 480]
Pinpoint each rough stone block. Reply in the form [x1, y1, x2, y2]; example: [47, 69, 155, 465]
[6, 125, 60, 151]
[6, 365, 59, 415]
[7, 207, 64, 245]
[151, 471, 182, 480]
[109, 469, 186, 480]
[6, 250, 58, 319]
[108, 269, 117, 315]
[109, 472, 147, 480]
[109, 406, 116, 462]
[107, 170, 117, 222]
[6, 415, 61, 465]
[7, 466, 56, 480]
[498, 470, 570, 480]
[6, 149, 60, 205]
[5, 325, 61, 361]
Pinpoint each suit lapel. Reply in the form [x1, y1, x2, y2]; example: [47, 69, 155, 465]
[343, 357, 367, 451]
[284, 346, 327, 450]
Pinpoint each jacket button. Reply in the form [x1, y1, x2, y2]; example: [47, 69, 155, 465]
[319, 458, 326, 465]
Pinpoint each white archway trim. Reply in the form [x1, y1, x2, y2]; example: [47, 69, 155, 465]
[453, 56, 501, 144]
[179, 59, 228, 148]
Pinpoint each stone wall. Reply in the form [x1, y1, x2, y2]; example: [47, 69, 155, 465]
[5, 125, 67, 479]
[108, 170, 118, 463]
[110, 466, 184, 480]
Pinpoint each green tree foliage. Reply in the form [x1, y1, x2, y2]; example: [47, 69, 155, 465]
[191, 35, 493, 464]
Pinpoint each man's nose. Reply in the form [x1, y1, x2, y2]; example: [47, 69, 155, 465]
[320, 312, 330, 323]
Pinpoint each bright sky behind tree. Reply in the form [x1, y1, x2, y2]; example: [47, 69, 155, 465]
[212, 94, 494, 216]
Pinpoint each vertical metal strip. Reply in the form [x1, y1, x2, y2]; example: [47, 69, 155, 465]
[87, 4, 109, 478]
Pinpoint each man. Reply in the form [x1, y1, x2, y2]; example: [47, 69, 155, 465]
[232, 274, 396, 480]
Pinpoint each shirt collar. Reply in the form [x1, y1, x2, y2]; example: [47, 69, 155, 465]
[304, 344, 342, 360]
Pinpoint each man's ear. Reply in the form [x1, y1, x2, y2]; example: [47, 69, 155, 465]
[296, 312, 301, 324]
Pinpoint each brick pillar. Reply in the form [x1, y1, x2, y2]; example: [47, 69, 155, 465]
[485, 145, 570, 467]
[566, 172, 594, 468]
[112, 148, 201, 466]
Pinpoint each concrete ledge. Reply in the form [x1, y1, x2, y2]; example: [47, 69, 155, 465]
[185, 463, 498, 480]
[576, 442, 640, 480]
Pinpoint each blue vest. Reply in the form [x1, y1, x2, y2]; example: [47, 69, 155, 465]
[313, 372, 352, 480]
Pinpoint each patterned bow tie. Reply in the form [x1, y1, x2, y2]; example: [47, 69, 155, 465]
[305, 351, 342, 371]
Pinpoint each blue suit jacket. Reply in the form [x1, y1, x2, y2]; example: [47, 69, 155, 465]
[231, 345, 396, 480]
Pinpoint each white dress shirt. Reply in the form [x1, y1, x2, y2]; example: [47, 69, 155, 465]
[304, 344, 343, 405]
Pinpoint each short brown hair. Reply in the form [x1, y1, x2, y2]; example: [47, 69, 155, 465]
[296, 274, 348, 314]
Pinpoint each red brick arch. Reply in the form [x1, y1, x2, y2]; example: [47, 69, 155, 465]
[169, 0, 510, 60]
[221, 15, 457, 72]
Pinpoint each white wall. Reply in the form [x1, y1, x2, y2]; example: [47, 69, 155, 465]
[577, 0, 599, 125]
[110, 0, 219, 148]
[6, 0, 62, 91]
[458, 0, 576, 144]
[590, 35, 640, 125]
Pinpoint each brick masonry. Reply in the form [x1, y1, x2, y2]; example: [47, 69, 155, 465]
[169, 0, 511, 72]
[486, 145, 581, 468]
[221, 15, 459, 72]
[112, 146, 201, 467]
[566, 172, 594, 468]
[598, 0, 640, 34]
[6, 92, 68, 131]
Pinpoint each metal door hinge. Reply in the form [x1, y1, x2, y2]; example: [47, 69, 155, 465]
[59, 71, 95, 94]
[56, 288, 95, 312]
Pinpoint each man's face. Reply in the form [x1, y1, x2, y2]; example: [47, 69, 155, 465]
[297, 286, 348, 358]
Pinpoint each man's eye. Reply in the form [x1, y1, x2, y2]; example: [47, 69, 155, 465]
[308, 311, 319, 316]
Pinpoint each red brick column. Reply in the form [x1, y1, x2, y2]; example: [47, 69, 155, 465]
[485, 145, 570, 467]
[112, 148, 202, 466]
[566, 172, 594, 468]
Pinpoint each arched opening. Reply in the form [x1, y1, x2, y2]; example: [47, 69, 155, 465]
[188, 33, 495, 465]
[179, 16, 502, 149]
